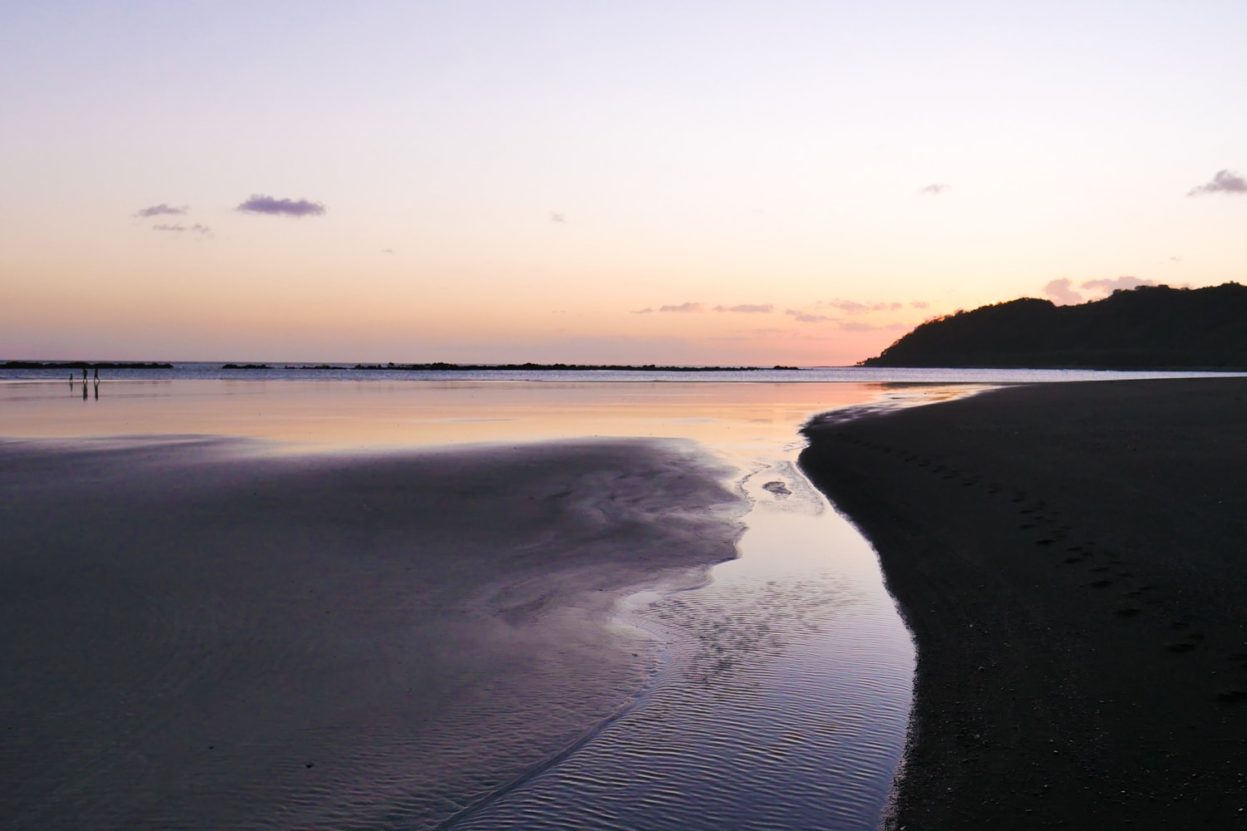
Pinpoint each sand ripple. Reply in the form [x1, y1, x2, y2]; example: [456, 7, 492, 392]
[2, 440, 912, 830]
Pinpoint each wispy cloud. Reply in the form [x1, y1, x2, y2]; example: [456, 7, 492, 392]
[134, 203, 187, 218]
[1187, 169, 1247, 196]
[837, 320, 907, 333]
[785, 309, 833, 323]
[1081, 276, 1156, 294]
[382, 248, 394, 254]
[659, 302, 704, 313]
[822, 299, 903, 315]
[714, 303, 773, 313]
[918, 183, 949, 196]
[152, 223, 211, 235]
[1044, 278, 1083, 305]
[910, 300, 930, 309]
[550, 211, 566, 223]
[236, 194, 326, 217]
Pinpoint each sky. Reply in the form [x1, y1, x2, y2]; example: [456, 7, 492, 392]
[1, 1, 1244, 365]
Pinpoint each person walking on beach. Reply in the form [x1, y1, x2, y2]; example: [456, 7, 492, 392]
[82, 367, 88, 384]
[93, 367, 99, 383]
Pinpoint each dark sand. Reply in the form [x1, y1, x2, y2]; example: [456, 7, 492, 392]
[800, 378, 1247, 829]
[0, 437, 743, 830]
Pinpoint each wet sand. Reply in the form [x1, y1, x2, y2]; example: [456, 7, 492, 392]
[800, 378, 1247, 829]
[0, 437, 743, 830]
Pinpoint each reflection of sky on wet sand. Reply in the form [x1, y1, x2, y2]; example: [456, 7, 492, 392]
[0, 379, 987, 454]
[456, 452, 922, 830]
[0, 378, 986, 829]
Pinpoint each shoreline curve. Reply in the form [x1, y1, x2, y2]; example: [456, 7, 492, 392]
[799, 377, 1247, 829]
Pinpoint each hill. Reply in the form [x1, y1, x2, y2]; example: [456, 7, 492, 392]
[862, 283, 1247, 369]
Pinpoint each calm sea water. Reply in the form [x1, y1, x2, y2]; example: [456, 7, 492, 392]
[1, 368, 1234, 830]
[2, 361, 1237, 384]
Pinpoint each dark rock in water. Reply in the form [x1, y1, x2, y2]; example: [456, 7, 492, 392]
[221, 363, 272, 370]
[348, 361, 779, 372]
[762, 480, 792, 497]
[1, 360, 174, 370]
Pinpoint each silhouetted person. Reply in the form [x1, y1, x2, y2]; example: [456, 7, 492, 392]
[82, 367, 88, 384]
[69, 373, 74, 388]
[93, 367, 99, 382]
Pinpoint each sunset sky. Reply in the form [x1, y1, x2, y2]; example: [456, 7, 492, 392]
[1, 1, 1244, 365]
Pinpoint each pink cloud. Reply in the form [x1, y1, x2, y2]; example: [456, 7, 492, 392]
[1044, 278, 1083, 305]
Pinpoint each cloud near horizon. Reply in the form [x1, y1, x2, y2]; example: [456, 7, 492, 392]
[1044, 278, 1083, 305]
[153, 223, 211, 235]
[837, 320, 907, 333]
[822, 299, 904, 315]
[918, 183, 949, 195]
[236, 194, 327, 217]
[1045, 275, 1160, 304]
[1082, 276, 1156, 294]
[134, 203, 187, 218]
[785, 309, 834, 323]
[1187, 169, 1247, 196]
[635, 301, 775, 315]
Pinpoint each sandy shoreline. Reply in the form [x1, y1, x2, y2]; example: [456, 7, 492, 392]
[0, 436, 744, 830]
[800, 378, 1247, 829]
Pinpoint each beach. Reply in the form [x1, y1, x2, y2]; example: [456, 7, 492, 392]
[6, 372, 1240, 829]
[800, 378, 1247, 828]
[0, 376, 944, 829]
[0, 436, 744, 829]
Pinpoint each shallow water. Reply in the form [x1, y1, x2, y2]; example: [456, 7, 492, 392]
[0, 377, 983, 450]
[3, 361, 1239, 384]
[451, 457, 914, 830]
[0, 379, 964, 829]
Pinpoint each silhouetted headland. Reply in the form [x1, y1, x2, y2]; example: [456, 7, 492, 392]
[800, 378, 1247, 829]
[863, 282, 1247, 369]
